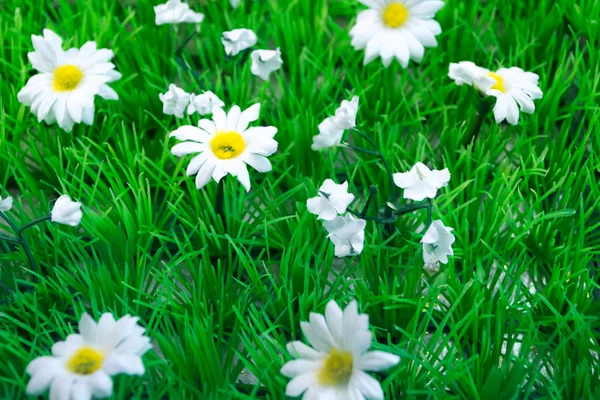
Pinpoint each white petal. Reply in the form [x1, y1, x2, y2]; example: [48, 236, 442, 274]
[243, 153, 272, 173]
[325, 300, 344, 347]
[280, 359, 320, 378]
[171, 142, 206, 156]
[300, 315, 335, 353]
[226, 105, 242, 131]
[286, 341, 324, 361]
[49, 374, 74, 400]
[410, 1, 445, 18]
[357, 351, 400, 371]
[493, 94, 509, 124]
[511, 90, 535, 114]
[506, 96, 520, 125]
[285, 373, 317, 397]
[353, 371, 384, 400]
[102, 354, 145, 376]
[212, 106, 228, 131]
[170, 126, 211, 143]
[195, 160, 216, 190]
[198, 119, 217, 134]
[237, 103, 261, 132]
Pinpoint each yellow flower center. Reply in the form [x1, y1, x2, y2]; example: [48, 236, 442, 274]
[488, 72, 506, 93]
[66, 346, 104, 375]
[53, 64, 83, 92]
[318, 349, 353, 386]
[383, 2, 409, 28]
[210, 131, 246, 160]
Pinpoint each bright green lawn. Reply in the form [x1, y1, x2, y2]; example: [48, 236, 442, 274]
[1, 0, 600, 398]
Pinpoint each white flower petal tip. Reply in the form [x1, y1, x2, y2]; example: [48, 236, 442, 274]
[422, 219, 455, 265]
[154, 0, 204, 25]
[169, 103, 278, 192]
[311, 96, 359, 151]
[26, 312, 151, 399]
[307, 179, 355, 221]
[187, 91, 224, 115]
[17, 29, 120, 132]
[250, 48, 283, 80]
[350, 0, 444, 67]
[159, 84, 191, 118]
[448, 61, 543, 125]
[323, 214, 366, 257]
[393, 162, 450, 201]
[230, 0, 241, 7]
[51, 195, 83, 227]
[281, 299, 399, 399]
[222, 29, 257, 56]
[0, 195, 13, 212]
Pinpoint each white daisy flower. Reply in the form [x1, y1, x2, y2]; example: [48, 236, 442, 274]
[311, 96, 359, 151]
[393, 162, 450, 201]
[170, 104, 278, 192]
[187, 91, 224, 115]
[250, 48, 283, 80]
[448, 62, 543, 125]
[323, 215, 366, 257]
[222, 29, 257, 56]
[154, 0, 204, 25]
[17, 29, 121, 132]
[349, 0, 444, 67]
[307, 180, 355, 221]
[0, 195, 13, 212]
[422, 219, 455, 265]
[26, 313, 151, 400]
[159, 84, 191, 118]
[51, 195, 83, 227]
[281, 300, 400, 399]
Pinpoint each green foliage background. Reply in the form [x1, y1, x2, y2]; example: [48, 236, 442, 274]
[1, 0, 599, 398]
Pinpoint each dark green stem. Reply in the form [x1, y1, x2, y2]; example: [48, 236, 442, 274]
[18, 215, 51, 234]
[0, 235, 20, 244]
[345, 143, 380, 156]
[215, 179, 226, 228]
[464, 97, 494, 146]
[0, 211, 38, 283]
[352, 129, 396, 201]
[175, 30, 196, 56]
[360, 186, 378, 218]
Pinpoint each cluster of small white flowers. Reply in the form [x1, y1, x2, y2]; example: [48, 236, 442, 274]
[159, 84, 224, 118]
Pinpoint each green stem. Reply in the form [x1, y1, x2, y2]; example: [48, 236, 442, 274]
[360, 186, 378, 218]
[345, 143, 380, 156]
[352, 129, 396, 201]
[464, 97, 494, 146]
[215, 178, 226, 228]
[393, 203, 429, 216]
[175, 30, 196, 56]
[18, 215, 51, 234]
[0, 211, 38, 283]
[0, 235, 20, 244]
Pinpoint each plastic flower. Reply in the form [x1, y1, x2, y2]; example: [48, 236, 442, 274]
[448, 62, 543, 125]
[154, 0, 204, 25]
[159, 84, 191, 118]
[26, 313, 151, 400]
[170, 104, 278, 192]
[393, 162, 450, 201]
[17, 29, 121, 132]
[250, 48, 283, 80]
[0, 195, 13, 212]
[187, 91, 224, 115]
[51, 195, 83, 227]
[422, 219, 455, 267]
[281, 300, 400, 399]
[312, 96, 359, 151]
[349, 0, 444, 67]
[307, 180, 355, 221]
[222, 29, 257, 56]
[323, 215, 366, 257]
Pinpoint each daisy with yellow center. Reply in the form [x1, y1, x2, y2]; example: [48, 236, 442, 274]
[17, 29, 121, 132]
[448, 61, 544, 125]
[281, 300, 400, 399]
[26, 313, 151, 400]
[170, 103, 278, 192]
[350, 0, 445, 67]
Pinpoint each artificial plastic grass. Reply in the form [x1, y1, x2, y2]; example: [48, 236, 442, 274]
[1, 0, 599, 399]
